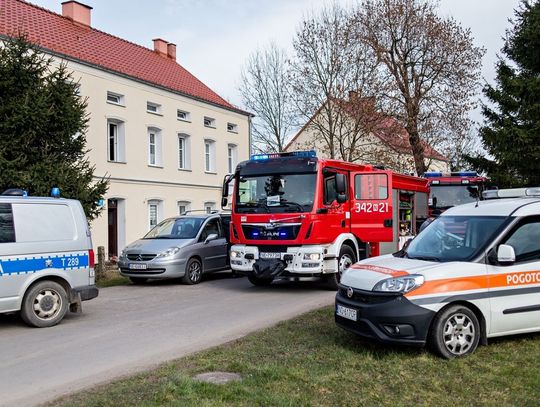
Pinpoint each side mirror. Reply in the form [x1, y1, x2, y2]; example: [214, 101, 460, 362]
[336, 194, 347, 204]
[222, 174, 232, 198]
[221, 197, 228, 207]
[497, 244, 516, 265]
[335, 173, 346, 195]
[204, 233, 218, 244]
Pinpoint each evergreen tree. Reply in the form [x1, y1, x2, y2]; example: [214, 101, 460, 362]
[467, 1, 540, 187]
[0, 35, 108, 219]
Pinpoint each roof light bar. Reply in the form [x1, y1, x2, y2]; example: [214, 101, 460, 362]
[424, 172, 443, 178]
[451, 171, 478, 177]
[250, 150, 316, 161]
[482, 187, 540, 199]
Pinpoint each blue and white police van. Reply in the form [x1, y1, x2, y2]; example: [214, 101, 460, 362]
[0, 190, 98, 327]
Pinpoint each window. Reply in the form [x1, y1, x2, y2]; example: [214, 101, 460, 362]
[147, 101, 162, 114]
[204, 202, 216, 214]
[199, 218, 221, 241]
[177, 109, 191, 121]
[204, 139, 216, 172]
[148, 200, 162, 230]
[107, 119, 125, 162]
[227, 144, 237, 174]
[178, 201, 191, 215]
[503, 217, 540, 262]
[204, 116, 216, 128]
[107, 91, 124, 105]
[148, 128, 162, 166]
[354, 174, 388, 200]
[324, 172, 338, 205]
[0, 203, 15, 243]
[227, 123, 238, 133]
[178, 134, 191, 170]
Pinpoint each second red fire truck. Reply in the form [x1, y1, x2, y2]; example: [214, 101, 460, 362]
[222, 151, 429, 288]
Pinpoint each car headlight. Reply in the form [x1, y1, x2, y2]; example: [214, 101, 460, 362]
[303, 253, 321, 261]
[372, 274, 424, 293]
[157, 247, 181, 258]
[119, 250, 127, 259]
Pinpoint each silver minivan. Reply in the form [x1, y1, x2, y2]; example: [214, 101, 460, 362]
[118, 213, 230, 284]
[0, 193, 98, 327]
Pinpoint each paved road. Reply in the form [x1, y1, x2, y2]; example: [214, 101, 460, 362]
[0, 273, 335, 407]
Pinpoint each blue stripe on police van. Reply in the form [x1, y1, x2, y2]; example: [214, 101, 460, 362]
[0, 254, 89, 276]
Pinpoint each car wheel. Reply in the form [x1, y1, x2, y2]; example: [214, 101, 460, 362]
[183, 258, 203, 285]
[248, 275, 273, 286]
[430, 305, 480, 359]
[129, 277, 148, 285]
[325, 245, 356, 290]
[20, 280, 69, 328]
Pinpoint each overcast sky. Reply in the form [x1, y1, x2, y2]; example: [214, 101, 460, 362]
[31, 0, 521, 123]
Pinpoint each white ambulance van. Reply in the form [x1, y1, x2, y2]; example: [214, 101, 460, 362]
[0, 191, 98, 327]
[336, 188, 540, 358]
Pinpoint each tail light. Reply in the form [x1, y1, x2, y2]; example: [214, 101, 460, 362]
[89, 249, 95, 268]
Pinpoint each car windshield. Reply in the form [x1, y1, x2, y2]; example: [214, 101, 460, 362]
[430, 185, 479, 208]
[235, 173, 316, 214]
[405, 215, 509, 262]
[143, 217, 204, 239]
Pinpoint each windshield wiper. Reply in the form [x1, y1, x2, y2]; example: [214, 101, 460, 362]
[407, 255, 441, 262]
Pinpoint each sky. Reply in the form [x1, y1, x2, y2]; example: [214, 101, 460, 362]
[30, 0, 521, 124]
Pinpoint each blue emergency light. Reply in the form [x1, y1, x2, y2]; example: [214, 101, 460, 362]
[451, 171, 478, 177]
[250, 150, 316, 161]
[51, 187, 61, 198]
[424, 172, 443, 178]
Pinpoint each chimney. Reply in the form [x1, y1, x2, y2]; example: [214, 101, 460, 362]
[61, 1, 92, 27]
[153, 38, 168, 56]
[167, 43, 176, 61]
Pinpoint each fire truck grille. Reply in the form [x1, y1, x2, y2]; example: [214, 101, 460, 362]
[242, 224, 301, 240]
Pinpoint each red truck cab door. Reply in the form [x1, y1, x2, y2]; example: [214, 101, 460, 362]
[350, 170, 394, 243]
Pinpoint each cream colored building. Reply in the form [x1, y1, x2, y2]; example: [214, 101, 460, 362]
[1, 0, 251, 257]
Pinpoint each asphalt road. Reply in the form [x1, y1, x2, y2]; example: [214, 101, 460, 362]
[0, 273, 335, 407]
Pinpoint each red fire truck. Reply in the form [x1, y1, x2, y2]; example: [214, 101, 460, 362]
[222, 151, 429, 288]
[425, 172, 487, 216]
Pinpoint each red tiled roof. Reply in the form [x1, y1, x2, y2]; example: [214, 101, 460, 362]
[0, 0, 248, 115]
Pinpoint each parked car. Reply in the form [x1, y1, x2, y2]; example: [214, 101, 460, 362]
[119, 212, 231, 284]
[335, 187, 540, 358]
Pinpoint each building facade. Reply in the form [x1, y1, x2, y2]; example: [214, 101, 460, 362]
[0, 0, 251, 257]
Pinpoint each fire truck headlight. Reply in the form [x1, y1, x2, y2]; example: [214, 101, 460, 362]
[372, 274, 424, 293]
[230, 250, 241, 259]
[303, 253, 321, 261]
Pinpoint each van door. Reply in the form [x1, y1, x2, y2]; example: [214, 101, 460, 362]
[350, 171, 394, 243]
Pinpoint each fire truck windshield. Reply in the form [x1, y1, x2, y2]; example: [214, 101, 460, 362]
[235, 173, 316, 214]
[430, 185, 479, 208]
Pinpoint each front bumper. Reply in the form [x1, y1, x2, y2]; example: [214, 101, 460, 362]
[335, 285, 435, 346]
[118, 258, 188, 279]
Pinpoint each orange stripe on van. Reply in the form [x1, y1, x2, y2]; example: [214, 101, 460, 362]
[349, 264, 409, 277]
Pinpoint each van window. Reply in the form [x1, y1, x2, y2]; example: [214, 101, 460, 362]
[0, 203, 15, 243]
[13, 204, 76, 242]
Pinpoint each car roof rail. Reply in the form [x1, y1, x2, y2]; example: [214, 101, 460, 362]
[182, 209, 220, 215]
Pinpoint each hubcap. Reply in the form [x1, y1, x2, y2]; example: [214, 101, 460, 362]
[189, 262, 201, 282]
[339, 254, 353, 273]
[33, 289, 62, 320]
[443, 313, 476, 355]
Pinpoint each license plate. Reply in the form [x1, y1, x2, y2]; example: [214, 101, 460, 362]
[259, 252, 281, 259]
[129, 263, 147, 270]
[336, 305, 357, 321]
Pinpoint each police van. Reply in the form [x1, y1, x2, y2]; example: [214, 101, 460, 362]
[0, 190, 98, 327]
[335, 188, 540, 358]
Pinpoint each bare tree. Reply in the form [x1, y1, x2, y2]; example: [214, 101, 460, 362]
[239, 43, 294, 153]
[355, 0, 485, 175]
[289, 4, 386, 162]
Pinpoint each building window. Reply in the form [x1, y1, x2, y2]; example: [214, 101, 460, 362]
[227, 144, 237, 173]
[204, 202, 216, 214]
[227, 123, 238, 133]
[107, 91, 124, 105]
[148, 127, 162, 166]
[178, 134, 191, 170]
[204, 139, 216, 172]
[178, 201, 191, 215]
[107, 119, 125, 162]
[177, 109, 191, 122]
[204, 116, 216, 128]
[147, 101, 162, 115]
[148, 200, 162, 230]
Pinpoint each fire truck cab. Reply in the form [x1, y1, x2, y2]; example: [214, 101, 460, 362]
[223, 151, 429, 288]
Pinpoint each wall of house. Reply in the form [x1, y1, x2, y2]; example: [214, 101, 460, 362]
[50, 57, 250, 256]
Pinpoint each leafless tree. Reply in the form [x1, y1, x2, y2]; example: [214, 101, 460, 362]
[355, 0, 485, 175]
[239, 43, 294, 153]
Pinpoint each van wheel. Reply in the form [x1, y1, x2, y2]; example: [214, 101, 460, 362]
[248, 275, 273, 286]
[183, 258, 203, 285]
[21, 281, 69, 328]
[129, 277, 148, 284]
[325, 245, 356, 290]
[430, 305, 480, 359]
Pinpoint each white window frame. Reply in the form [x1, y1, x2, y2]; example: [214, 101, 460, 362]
[204, 139, 216, 173]
[227, 144, 237, 174]
[204, 116, 216, 128]
[107, 91, 124, 105]
[147, 101, 162, 115]
[177, 200, 191, 215]
[227, 122, 238, 133]
[148, 127, 162, 167]
[178, 134, 191, 170]
[107, 118, 126, 163]
[204, 201, 216, 214]
[177, 109, 191, 122]
[148, 200, 162, 230]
